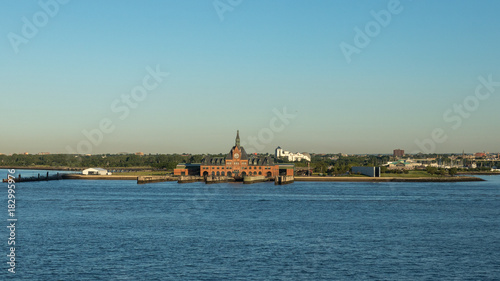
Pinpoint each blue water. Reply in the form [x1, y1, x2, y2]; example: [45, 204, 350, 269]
[2, 169, 80, 179]
[2, 171, 500, 280]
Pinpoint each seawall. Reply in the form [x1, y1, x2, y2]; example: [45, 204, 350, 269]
[294, 176, 485, 182]
[62, 174, 139, 180]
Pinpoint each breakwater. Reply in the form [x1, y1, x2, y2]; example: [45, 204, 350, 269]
[2, 172, 66, 183]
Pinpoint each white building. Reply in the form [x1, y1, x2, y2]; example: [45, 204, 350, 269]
[82, 168, 112, 175]
[384, 160, 422, 170]
[275, 147, 311, 162]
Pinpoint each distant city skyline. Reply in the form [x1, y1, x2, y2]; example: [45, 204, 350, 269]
[1, 1, 499, 155]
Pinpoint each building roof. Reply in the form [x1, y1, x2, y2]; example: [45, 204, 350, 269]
[278, 164, 295, 169]
[83, 168, 108, 172]
[201, 157, 226, 165]
[227, 146, 249, 160]
[247, 155, 274, 166]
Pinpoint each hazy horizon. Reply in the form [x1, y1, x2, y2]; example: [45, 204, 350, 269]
[2, 1, 499, 155]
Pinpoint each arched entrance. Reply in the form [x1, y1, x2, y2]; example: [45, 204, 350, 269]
[227, 171, 232, 177]
[203, 171, 208, 177]
[242, 172, 247, 177]
[267, 172, 272, 177]
[221, 172, 225, 176]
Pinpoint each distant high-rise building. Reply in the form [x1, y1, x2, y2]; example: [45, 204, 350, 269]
[393, 149, 404, 158]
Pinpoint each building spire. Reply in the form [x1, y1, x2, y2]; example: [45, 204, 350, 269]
[235, 130, 240, 147]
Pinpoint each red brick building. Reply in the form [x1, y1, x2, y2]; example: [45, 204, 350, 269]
[174, 131, 293, 178]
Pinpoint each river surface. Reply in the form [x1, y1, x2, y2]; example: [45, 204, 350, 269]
[1, 170, 499, 280]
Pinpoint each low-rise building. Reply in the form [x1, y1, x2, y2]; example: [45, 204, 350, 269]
[385, 159, 421, 170]
[275, 147, 311, 162]
[82, 168, 112, 175]
[352, 166, 381, 177]
[475, 152, 486, 158]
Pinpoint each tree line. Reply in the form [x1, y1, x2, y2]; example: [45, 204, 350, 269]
[1, 153, 497, 173]
[0, 154, 202, 170]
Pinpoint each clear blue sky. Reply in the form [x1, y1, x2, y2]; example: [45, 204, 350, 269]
[1, 0, 499, 155]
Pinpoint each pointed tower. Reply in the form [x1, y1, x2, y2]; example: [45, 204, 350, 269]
[235, 130, 240, 147]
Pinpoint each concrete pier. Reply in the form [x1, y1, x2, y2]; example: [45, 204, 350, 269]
[178, 176, 204, 184]
[205, 176, 235, 184]
[275, 176, 294, 185]
[137, 176, 177, 184]
[243, 176, 269, 184]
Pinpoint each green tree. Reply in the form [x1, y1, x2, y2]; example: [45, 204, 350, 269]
[426, 166, 438, 175]
[449, 168, 458, 176]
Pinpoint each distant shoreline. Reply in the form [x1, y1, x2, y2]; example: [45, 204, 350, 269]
[0, 166, 157, 172]
[0, 166, 82, 171]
